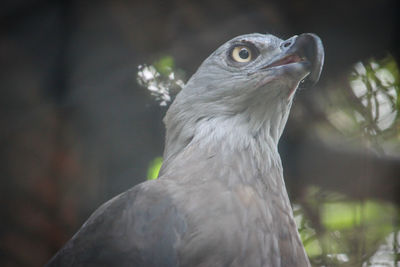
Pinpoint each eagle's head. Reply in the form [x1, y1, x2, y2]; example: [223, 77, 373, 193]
[164, 33, 324, 160]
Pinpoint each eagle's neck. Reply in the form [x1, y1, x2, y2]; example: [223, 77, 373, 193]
[161, 95, 292, 179]
[160, 108, 291, 195]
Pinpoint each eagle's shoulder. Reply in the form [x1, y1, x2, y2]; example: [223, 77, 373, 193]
[47, 179, 187, 267]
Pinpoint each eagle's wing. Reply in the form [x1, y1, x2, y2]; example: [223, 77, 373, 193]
[46, 179, 187, 267]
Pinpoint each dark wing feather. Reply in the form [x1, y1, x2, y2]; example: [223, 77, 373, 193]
[46, 180, 187, 267]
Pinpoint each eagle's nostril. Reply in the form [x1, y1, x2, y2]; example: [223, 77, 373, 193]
[283, 41, 291, 48]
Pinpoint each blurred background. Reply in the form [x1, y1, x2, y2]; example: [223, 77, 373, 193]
[1, 0, 399, 266]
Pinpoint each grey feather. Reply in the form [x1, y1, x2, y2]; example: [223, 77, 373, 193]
[47, 32, 324, 267]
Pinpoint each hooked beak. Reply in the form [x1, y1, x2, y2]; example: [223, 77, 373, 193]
[262, 33, 324, 87]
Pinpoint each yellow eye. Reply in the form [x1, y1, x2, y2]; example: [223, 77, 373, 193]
[231, 46, 252, 63]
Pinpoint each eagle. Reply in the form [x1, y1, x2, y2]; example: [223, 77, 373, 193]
[47, 32, 324, 267]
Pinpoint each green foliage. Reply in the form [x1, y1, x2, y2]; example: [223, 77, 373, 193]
[321, 201, 395, 231]
[153, 56, 175, 76]
[326, 54, 400, 151]
[295, 186, 399, 266]
[146, 157, 163, 180]
[298, 55, 400, 266]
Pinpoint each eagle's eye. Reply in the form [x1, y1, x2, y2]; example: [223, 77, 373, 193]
[231, 46, 253, 63]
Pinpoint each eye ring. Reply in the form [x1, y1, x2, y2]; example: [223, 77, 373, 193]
[231, 46, 253, 63]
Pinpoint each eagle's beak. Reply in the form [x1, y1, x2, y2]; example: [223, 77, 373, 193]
[262, 33, 325, 87]
[290, 33, 324, 87]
